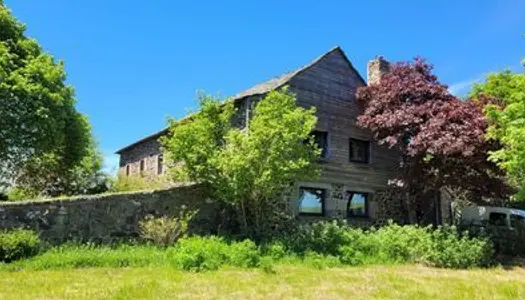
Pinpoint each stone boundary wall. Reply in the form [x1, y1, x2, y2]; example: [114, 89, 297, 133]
[0, 184, 219, 243]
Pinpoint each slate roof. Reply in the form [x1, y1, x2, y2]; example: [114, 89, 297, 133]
[116, 46, 365, 154]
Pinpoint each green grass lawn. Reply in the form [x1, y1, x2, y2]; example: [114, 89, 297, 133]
[1, 265, 524, 300]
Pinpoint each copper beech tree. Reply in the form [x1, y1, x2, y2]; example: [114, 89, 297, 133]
[357, 58, 512, 220]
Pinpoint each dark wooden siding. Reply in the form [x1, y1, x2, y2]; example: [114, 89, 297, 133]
[289, 49, 400, 219]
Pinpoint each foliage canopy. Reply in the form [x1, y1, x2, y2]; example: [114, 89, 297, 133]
[357, 58, 511, 214]
[161, 88, 320, 238]
[0, 2, 104, 197]
[471, 66, 525, 200]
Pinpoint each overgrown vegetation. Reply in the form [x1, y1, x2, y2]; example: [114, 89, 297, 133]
[277, 221, 493, 269]
[0, 222, 493, 271]
[161, 89, 321, 239]
[0, 229, 40, 263]
[139, 208, 198, 247]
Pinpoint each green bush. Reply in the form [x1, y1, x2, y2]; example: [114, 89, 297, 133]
[169, 236, 228, 271]
[283, 220, 353, 256]
[0, 229, 41, 262]
[425, 226, 493, 268]
[278, 221, 493, 269]
[264, 242, 287, 260]
[373, 223, 432, 263]
[169, 236, 261, 272]
[7, 187, 40, 201]
[139, 208, 198, 247]
[228, 239, 261, 268]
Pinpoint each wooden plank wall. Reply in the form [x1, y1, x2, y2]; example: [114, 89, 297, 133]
[288, 49, 400, 220]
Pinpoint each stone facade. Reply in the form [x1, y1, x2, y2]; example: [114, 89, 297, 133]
[0, 184, 219, 243]
[118, 137, 164, 177]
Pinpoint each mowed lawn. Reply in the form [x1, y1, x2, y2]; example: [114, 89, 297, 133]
[0, 265, 524, 300]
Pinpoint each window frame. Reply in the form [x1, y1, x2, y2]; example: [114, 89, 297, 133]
[157, 154, 164, 175]
[140, 159, 145, 173]
[510, 214, 525, 228]
[488, 212, 508, 227]
[346, 191, 369, 218]
[298, 187, 326, 216]
[312, 130, 329, 159]
[125, 165, 130, 176]
[349, 138, 371, 164]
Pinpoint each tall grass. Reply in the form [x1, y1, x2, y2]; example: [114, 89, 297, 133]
[1, 222, 494, 272]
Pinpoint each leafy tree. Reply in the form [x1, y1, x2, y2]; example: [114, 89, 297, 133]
[9, 142, 109, 199]
[471, 66, 525, 200]
[161, 89, 320, 238]
[0, 2, 104, 197]
[357, 58, 511, 221]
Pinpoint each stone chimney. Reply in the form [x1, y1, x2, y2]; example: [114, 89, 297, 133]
[367, 56, 391, 85]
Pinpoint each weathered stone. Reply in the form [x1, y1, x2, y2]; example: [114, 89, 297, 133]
[0, 184, 217, 243]
[367, 55, 391, 85]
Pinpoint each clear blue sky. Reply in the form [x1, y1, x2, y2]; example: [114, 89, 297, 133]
[6, 0, 525, 173]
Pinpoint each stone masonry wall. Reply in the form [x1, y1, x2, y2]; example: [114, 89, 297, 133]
[0, 184, 219, 243]
[119, 138, 163, 178]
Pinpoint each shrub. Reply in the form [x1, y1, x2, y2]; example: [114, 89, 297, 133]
[228, 239, 261, 268]
[139, 208, 198, 247]
[283, 220, 353, 256]
[426, 226, 493, 268]
[0, 228, 41, 262]
[169, 237, 261, 271]
[373, 223, 432, 263]
[278, 221, 494, 268]
[339, 245, 366, 266]
[264, 242, 287, 260]
[7, 187, 40, 201]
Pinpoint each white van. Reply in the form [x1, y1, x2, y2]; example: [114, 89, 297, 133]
[461, 206, 525, 229]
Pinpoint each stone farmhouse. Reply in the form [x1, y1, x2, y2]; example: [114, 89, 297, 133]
[116, 47, 452, 225]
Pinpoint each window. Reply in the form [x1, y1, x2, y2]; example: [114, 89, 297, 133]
[140, 159, 145, 173]
[312, 131, 328, 158]
[349, 138, 370, 163]
[488, 212, 507, 227]
[347, 192, 368, 217]
[298, 187, 326, 216]
[157, 155, 164, 175]
[125, 165, 130, 176]
[510, 214, 525, 228]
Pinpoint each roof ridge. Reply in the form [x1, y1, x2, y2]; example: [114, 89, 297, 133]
[230, 46, 343, 100]
[116, 46, 365, 154]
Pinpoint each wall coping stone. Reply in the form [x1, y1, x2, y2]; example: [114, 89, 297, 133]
[0, 182, 198, 207]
